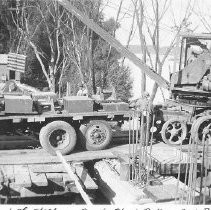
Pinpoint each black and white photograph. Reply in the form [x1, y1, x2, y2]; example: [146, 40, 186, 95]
[0, 0, 211, 208]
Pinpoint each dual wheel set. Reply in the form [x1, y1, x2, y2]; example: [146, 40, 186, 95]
[38, 115, 211, 155]
[161, 115, 211, 146]
[39, 120, 112, 155]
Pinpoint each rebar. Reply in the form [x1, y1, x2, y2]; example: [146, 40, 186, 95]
[146, 114, 155, 186]
[199, 133, 206, 204]
[180, 134, 193, 204]
[176, 141, 183, 203]
[203, 138, 208, 204]
[128, 112, 131, 181]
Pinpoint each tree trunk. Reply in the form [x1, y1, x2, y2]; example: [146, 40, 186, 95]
[150, 62, 162, 103]
[29, 41, 52, 90]
[66, 81, 71, 96]
[88, 30, 96, 94]
[49, 65, 55, 92]
[150, 0, 159, 103]
[135, 0, 146, 96]
[141, 65, 146, 94]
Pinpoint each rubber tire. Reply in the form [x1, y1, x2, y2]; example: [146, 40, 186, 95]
[79, 120, 112, 151]
[39, 121, 77, 155]
[161, 119, 187, 147]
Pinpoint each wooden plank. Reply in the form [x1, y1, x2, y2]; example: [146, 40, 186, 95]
[0, 142, 197, 175]
[0, 144, 130, 165]
[46, 173, 63, 183]
[143, 185, 182, 202]
[29, 163, 97, 190]
[158, 175, 202, 204]
[75, 164, 98, 190]
[0, 142, 192, 174]
[31, 164, 65, 173]
[46, 173, 65, 192]
[28, 166, 48, 187]
[14, 165, 32, 187]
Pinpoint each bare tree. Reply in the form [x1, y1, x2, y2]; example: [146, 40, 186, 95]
[104, 0, 123, 91]
[61, 0, 104, 95]
[132, 0, 147, 96]
[192, 2, 211, 33]
[130, 0, 194, 102]
[16, 0, 66, 92]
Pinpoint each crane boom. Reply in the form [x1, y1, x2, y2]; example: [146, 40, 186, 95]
[57, 0, 169, 90]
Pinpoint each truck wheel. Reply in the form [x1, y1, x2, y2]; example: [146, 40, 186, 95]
[79, 120, 112, 151]
[39, 121, 77, 155]
[161, 119, 187, 146]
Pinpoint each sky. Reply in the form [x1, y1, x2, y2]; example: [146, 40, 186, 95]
[101, 0, 211, 102]
[102, 0, 211, 46]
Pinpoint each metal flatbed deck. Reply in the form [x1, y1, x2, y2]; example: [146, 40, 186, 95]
[0, 110, 132, 122]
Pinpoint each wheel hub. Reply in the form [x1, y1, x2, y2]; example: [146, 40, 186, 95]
[89, 128, 106, 145]
[161, 119, 187, 146]
[49, 129, 69, 149]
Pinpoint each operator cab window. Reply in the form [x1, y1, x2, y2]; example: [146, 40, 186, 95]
[179, 36, 211, 70]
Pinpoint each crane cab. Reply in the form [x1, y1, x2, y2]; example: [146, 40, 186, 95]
[170, 33, 211, 105]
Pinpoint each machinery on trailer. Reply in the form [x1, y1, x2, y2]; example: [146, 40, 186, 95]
[157, 33, 211, 146]
[0, 79, 130, 155]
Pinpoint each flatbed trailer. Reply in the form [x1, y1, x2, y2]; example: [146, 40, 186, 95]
[0, 99, 133, 155]
[0, 80, 133, 155]
[0, 110, 131, 122]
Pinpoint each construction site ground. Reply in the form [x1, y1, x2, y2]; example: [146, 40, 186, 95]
[0, 131, 205, 204]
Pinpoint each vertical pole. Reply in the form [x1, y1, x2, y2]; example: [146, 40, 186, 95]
[128, 113, 131, 181]
[132, 111, 135, 181]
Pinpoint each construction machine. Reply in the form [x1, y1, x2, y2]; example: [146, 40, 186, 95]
[171, 33, 211, 104]
[157, 33, 211, 146]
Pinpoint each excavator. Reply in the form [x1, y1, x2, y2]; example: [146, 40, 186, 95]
[56, 0, 211, 147]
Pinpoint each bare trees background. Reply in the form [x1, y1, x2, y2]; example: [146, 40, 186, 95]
[0, 0, 132, 101]
[129, 0, 195, 102]
[0, 0, 210, 102]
